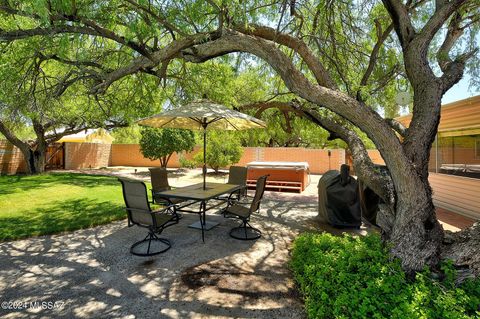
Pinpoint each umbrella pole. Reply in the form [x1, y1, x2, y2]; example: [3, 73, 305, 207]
[203, 125, 207, 190]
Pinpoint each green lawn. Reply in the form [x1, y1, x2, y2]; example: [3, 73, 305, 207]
[0, 173, 131, 241]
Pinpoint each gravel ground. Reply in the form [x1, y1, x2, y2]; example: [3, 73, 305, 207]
[2, 167, 466, 318]
[2, 168, 358, 319]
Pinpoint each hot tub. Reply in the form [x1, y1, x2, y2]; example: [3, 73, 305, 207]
[246, 161, 310, 192]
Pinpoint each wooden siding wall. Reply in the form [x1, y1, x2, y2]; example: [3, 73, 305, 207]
[366, 149, 480, 219]
[396, 95, 480, 131]
[429, 173, 480, 220]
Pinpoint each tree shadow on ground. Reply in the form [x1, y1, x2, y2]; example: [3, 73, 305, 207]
[0, 199, 310, 318]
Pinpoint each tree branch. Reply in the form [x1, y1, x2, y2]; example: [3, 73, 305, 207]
[44, 122, 128, 145]
[418, 0, 468, 50]
[0, 26, 99, 41]
[240, 100, 304, 118]
[0, 117, 28, 150]
[235, 24, 337, 89]
[123, 0, 186, 37]
[358, 21, 394, 99]
[0, 5, 152, 58]
[299, 106, 395, 204]
[381, 0, 416, 48]
[439, 47, 478, 92]
[38, 53, 110, 71]
[90, 33, 215, 94]
[385, 118, 408, 137]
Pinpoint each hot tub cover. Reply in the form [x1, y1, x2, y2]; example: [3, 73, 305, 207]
[317, 166, 361, 227]
[246, 161, 309, 170]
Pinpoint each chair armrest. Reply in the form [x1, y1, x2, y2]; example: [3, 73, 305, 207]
[125, 207, 151, 214]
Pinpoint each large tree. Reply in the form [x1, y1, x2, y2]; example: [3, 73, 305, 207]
[0, 32, 164, 173]
[0, 1, 478, 275]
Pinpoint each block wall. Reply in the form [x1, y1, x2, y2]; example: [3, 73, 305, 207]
[0, 140, 26, 174]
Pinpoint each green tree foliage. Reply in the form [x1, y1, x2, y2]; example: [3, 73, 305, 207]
[139, 128, 195, 168]
[111, 125, 142, 144]
[168, 62, 352, 149]
[0, 23, 166, 173]
[194, 131, 243, 173]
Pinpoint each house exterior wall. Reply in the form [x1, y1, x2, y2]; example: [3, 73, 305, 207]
[365, 149, 480, 219]
[393, 95, 480, 219]
[396, 95, 480, 131]
[429, 173, 480, 220]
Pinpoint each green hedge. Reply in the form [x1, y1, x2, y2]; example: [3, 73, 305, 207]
[291, 233, 480, 319]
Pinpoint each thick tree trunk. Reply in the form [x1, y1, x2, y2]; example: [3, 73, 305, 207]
[387, 176, 444, 274]
[20, 147, 46, 174]
[383, 88, 444, 273]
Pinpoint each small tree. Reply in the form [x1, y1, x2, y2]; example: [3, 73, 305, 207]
[195, 132, 243, 173]
[140, 128, 195, 168]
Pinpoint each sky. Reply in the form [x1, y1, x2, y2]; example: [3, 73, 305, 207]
[441, 73, 479, 104]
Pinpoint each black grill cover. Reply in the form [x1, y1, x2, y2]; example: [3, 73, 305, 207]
[318, 165, 361, 227]
[358, 165, 389, 226]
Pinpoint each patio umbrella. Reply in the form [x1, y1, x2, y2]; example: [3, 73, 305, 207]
[137, 99, 266, 190]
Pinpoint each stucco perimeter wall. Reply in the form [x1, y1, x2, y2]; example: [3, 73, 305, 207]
[65, 143, 112, 169]
[110, 144, 198, 167]
[0, 140, 26, 174]
[109, 145, 346, 174]
[2, 141, 350, 174]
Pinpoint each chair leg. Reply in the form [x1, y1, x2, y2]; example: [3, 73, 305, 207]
[130, 230, 171, 256]
[229, 219, 261, 240]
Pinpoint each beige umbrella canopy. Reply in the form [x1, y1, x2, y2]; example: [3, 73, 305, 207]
[137, 99, 266, 189]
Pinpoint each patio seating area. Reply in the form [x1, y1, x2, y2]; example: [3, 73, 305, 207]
[0, 169, 322, 318]
[1, 167, 475, 318]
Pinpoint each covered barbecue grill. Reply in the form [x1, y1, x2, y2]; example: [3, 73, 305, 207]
[317, 165, 361, 227]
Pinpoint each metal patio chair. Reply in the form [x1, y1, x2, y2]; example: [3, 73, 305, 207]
[224, 175, 268, 240]
[227, 166, 248, 199]
[149, 167, 184, 220]
[218, 166, 248, 208]
[118, 178, 177, 256]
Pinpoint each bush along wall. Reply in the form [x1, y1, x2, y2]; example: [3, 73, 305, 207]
[290, 233, 480, 319]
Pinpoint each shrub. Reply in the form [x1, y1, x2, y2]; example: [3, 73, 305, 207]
[291, 233, 480, 319]
[179, 153, 198, 169]
[194, 131, 243, 173]
[139, 128, 195, 167]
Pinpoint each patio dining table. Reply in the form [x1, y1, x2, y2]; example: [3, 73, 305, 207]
[155, 182, 243, 242]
